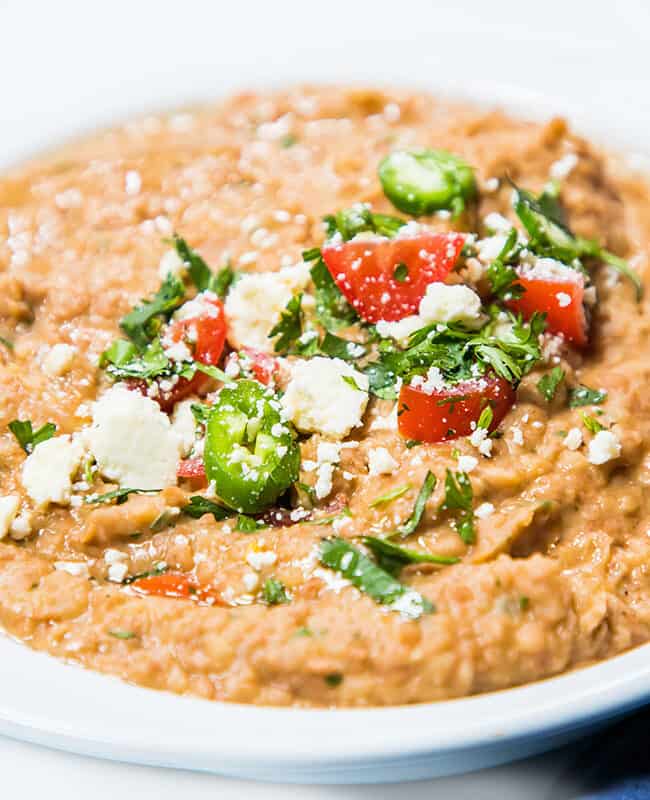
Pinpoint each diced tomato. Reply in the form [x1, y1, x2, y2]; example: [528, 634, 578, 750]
[398, 374, 515, 443]
[321, 232, 465, 323]
[225, 347, 280, 386]
[177, 456, 207, 487]
[128, 294, 227, 412]
[507, 276, 588, 347]
[131, 572, 223, 604]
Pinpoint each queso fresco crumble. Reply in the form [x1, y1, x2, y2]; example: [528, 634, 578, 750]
[0, 86, 648, 707]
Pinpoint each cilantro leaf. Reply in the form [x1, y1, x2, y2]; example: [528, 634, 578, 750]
[309, 257, 358, 332]
[537, 366, 566, 402]
[319, 537, 434, 618]
[85, 487, 161, 505]
[269, 293, 304, 353]
[568, 385, 607, 408]
[173, 234, 212, 291]
[369, 484, 412, 508]
[100, 338, 171, 380]
[262, 577, 290, 604]
[182, 496, 235, 521]
[582, 413, 605, 434]
[362, 536, 459, 575]
[440, 469, 475, 545]
[477, 405, 493, 430]
[9, 419, 57, 453]
[486, 228, 524, 300]
[323, 205, 406, 242]
[318, 332, 366, 361]
[120, 273, 185, 349]
[393, 471, 436, 539]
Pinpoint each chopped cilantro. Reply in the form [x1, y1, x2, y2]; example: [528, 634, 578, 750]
[120, 273, 185, 350]
[537, 366, 566, 402]
[581, 413, 605, 434]
[393, 262, 409, 282]
[393, 471, 436, 539]
[440, 469, 475, 545]
[262, 577, 290, 605]
[341, 374, 363, 392]
[486, 228, 523, 300]
[173, 234, 211, 291]
[0, 336, 14, 351]
[318, 332, 366, 361]
[280, 134, 297, 148]
[362, 536, 459, 575]
[324, 672, 343, 687]
[369, 484, 411, 508]
[477, 405, 493, 430]
[182, 495, 235, 522]
[294, 626, 313, 637]
[9, 419, 57, 454]
[569, 385, 607, 407]
[108, 629, 137, 640]
[85, 487, 161, 505]
[269, 293, 303, 353]
[323, 205, 406, 242]
[122, 562, 168, 584]
[309, 256, 358, 332]
[319, 537, 434, 618]
[235, 514, 262, 533]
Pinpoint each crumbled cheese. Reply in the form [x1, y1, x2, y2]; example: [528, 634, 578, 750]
[172, 290, 221, 322]
[42, 343, 77, 377]
[124, 170, 142, 195]
[484, 177, 500, 193]
[314, 462, 334, 499]
[511, 426, 524, 446]
[476, 234, 509, 263]
[367, 447, 398, 476]
[282, 357, 369, 439]
[469, 427, 493, 457]
[518, 256, 583, 284]
[54, 561, 89, 578]
[410, 366, 446, 395]
[369, 406, 398, 432]
[376, 282, 483, 343]
[107, 562, 128, 583]
[0, 496, 19, 539]
[556, 291, 572, 308]
[475, 502, 495, 519]
[242, 571, 259, 592]
[22, 435, 85, 507]
[316, 441, 341, 465]
[158, 248, 186, 280]
[587, 430, 621, 465]
[171, 399, 197, 457]
[224, 263, 311, 352]
[246, 550, 277, 570]
[550, 152, 578, 180]
[84, 385, 183, 489]
[564, 427, 583, 451]
[483, 212, 513, 233]
[457, 455, 478, 473]
[9, 511, 33, 540]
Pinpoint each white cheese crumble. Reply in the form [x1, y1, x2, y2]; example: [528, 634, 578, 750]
[158, 248, 186, 280]
[224, 262, 311, 352]
[376, 282, 483, 343]
[511, 426, 524, 446]
[550, 152, 578, 180]
[124, 170, 142, 195]
[246, 550, 277, 571]
[483, 212, 513, 233]
[564, 427, 583, 451]
[22, 435, 85, 507]
[242, 571, 259, 592]
[587, 430, 621, 465]
[84, 385, 183, 489]
[171, 399, 197, 457]
[469, 427, 493, 457]
[316, 441, 342, 465]
[369, 406, 398, 432]
[54, 561, 89, 578]
[475, 502, 495, 519]
[9, 511, 33, 540]
[0, 496, 19, 539]
[457, 455, 478, 473]
[314, 462, 334, 499]
[410, 366, 446, 395]
[556, 291, 572, 308]
[282, 357, 369, 439]
[42, 343, 77, 377]
[518, 256, 583, 284]
[107, 562, 129, 583]
[367, 447, 398, 476]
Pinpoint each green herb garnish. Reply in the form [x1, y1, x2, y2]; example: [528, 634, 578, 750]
[323, 204, 406, 242]
[120, 273, 185, 350]
[393, 262, 409, 282]
[262, 577, 290, 605]
[108, 629, 137, 640]
[9, 419, 57, 453]
[369, 484, 412, 508]
[569, 385, 607, 407]
[477, 406, 493, 430]
[537, 366, 566, 402]
[308, 255, 359, 332]
[269, 293, 304, 353]
[319, 537, 434, 618]
[236, 514, 262, 533]
[362, 536, 459, 575]
[582, 413, 605, 434]
[393, 471, 436, 539]
[182, 496, 236, 522]
[85, 487, 161, 505]
[324, 672, 343, 687]
[440, 469, 475, 545]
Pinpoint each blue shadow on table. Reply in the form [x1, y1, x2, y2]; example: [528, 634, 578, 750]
[549, 705, 650, 799]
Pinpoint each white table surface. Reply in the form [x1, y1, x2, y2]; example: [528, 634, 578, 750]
[2, 0, 650, 795]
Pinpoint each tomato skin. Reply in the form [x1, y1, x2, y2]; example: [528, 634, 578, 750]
[177, 456, 207, 487]
[321, 232, 466, 323]
[128, 295, 227, 412]
[507, 276, 588, 347]
[225, 347, 280, 386]
[398, 375, 515, 443]
[131, 572, 223, 604]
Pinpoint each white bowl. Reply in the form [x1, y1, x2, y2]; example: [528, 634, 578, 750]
[2, 0, 649, 784]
